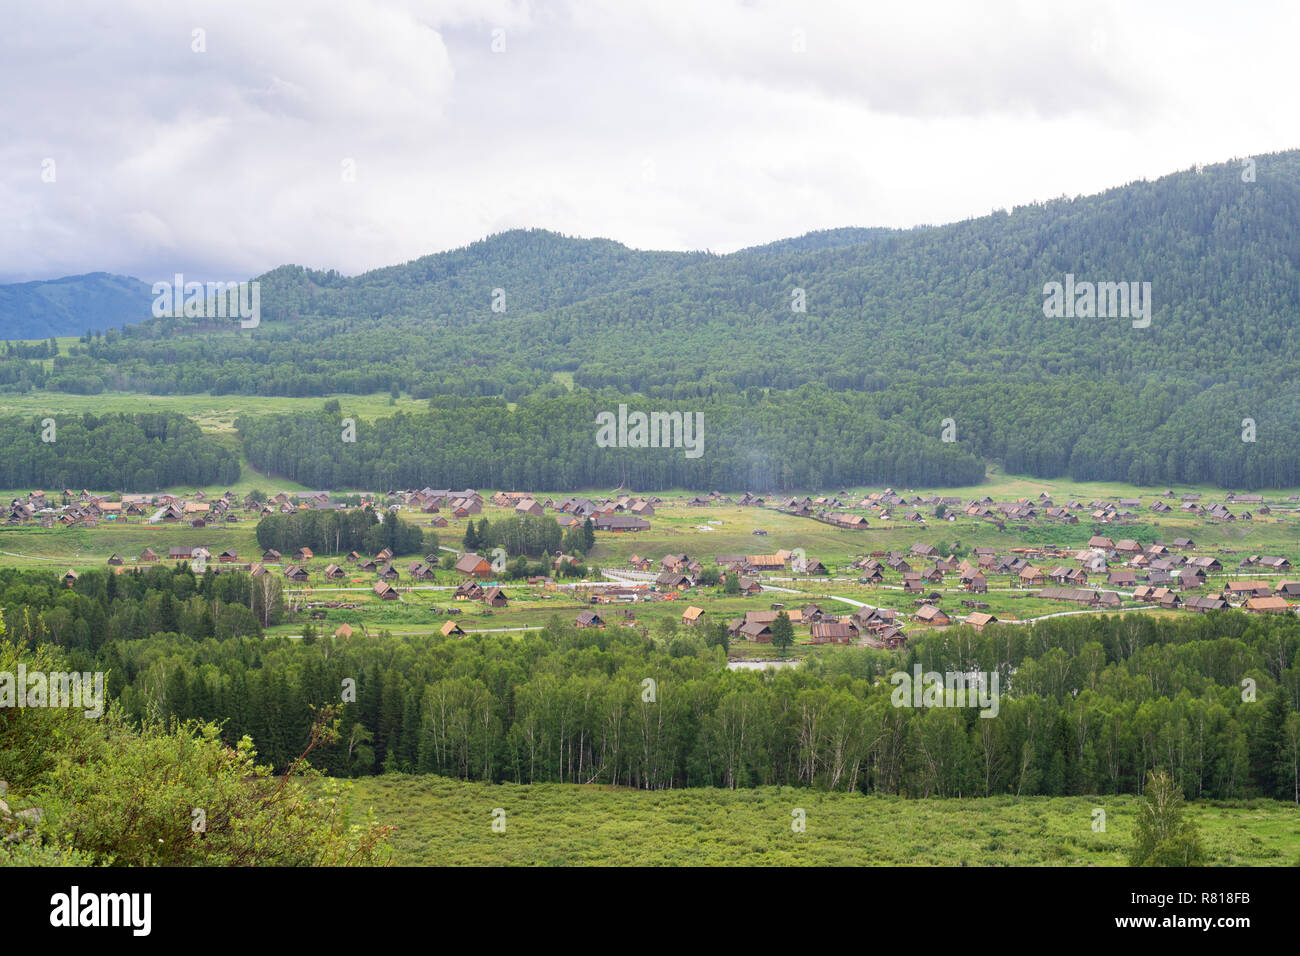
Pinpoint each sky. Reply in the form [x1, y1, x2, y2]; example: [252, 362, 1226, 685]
[2, 0, 1298, 284]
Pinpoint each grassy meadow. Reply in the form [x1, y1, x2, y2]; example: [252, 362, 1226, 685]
[0, 388, 429, 435]
[342, 774, 1300, 866]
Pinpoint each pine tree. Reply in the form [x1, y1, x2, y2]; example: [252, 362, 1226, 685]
[1252, 691, 1291, 798]
[399, 689, 422, 771]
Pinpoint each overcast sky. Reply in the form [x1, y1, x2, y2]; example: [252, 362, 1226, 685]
[2, 0, 1298, 283]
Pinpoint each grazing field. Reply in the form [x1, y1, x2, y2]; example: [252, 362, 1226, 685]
[0, 521, 265, 569]
[344, 775, 1300, 866]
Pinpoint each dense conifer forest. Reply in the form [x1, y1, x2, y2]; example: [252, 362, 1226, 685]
[0, 412, 240, 489]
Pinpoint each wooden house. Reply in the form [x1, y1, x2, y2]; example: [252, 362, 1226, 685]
[914, 604, 950, 626]
[455, 553, 494, 577]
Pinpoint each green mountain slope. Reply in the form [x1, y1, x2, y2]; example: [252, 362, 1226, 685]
[0, 272, 155, 340]
[5, 150, 1300, 488]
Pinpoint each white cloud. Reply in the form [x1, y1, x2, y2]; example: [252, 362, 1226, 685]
[1, 0, 1298, 282]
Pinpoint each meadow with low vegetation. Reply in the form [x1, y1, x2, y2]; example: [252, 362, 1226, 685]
[345, 775, 1300, 866]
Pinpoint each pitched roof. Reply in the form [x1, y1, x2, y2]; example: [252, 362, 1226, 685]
[1246, 596, 1290, 612]
[810, 621, 857, 640]
[455, 553, 489, 574]
[744, 609, 803, 625]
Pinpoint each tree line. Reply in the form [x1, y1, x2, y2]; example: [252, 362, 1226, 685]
[0, 412, 240, 490]
[8, 575, 1296, 800]
[254, 508, 435, 558]
[237, 390, 985, 492]
[463, 514, 572, 557]
[0, 565, 282, 659]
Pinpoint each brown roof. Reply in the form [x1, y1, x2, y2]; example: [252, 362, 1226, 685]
[744, 609, 803, 625]
[1246, 596, 1290, 613]
[915, 604, 949, 622]
[455, 553, 490, 574]
[810, 621, 857, 641]
[1227, 581, 1272, 594]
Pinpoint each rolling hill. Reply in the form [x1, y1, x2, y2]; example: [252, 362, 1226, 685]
[4, 149, 1300, 488]
[0, 272, 155, 339]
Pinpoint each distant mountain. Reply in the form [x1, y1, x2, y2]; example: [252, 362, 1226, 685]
[0, 272, 155, 340]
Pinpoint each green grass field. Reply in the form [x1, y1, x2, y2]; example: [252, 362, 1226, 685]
[342, 774, 1300, 866]
[0, 388, 429, 435]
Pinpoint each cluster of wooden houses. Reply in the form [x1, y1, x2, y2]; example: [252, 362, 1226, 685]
[7, 489, 248, 528]
[1130, 581, 1300, 613]
[845, 536, 1297, 618]
[482, 492, 657, 529]
[712, 550, 829, 577]
[755, 487, 1297, 529]
[106, 545, 242, 567]
[569, 596, 929, 649]
[396, 488, 482, 511]
[720, 603, 911, 649]
[13, 484, 656, 533]
[385, 489, 662, 531]
[6, 488, 388, 530]
[451, 578, 508, 607]
[623, 549, 831, 594]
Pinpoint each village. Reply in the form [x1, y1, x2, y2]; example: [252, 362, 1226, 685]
[6, 479, 1300, 653]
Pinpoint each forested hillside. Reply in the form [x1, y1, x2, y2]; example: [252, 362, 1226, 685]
[0, 272, 154, 340]
[5, 150, 1300, 486]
